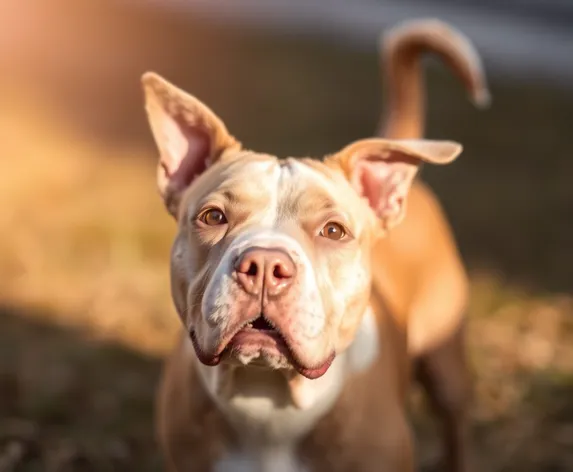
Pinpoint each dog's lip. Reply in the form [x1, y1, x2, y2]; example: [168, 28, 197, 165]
[189, 315, 274, 367]
[224, 316, 288, 360]
[190, 315, 335, 380]
[292, 352, 335, 379]
[226, 326, 286, 353]
[225, 328, 335, 380]
[190, 330, 223, 367]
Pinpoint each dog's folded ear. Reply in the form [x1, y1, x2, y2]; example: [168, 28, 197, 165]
[327, 138, 462, 230]
[142, 72, 241, 217]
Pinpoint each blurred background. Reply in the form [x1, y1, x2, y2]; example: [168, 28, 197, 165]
[0, 0, 572, 470]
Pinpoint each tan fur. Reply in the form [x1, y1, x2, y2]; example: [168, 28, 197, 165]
[372, 18, 491, 355]
[372, 19, 490, 472]
[379, 18, 490, 139]
[143, 18, 489, 472]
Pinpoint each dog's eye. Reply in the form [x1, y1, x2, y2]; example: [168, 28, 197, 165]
[320, 222, 346, 241]
[200, 209, 227, 226]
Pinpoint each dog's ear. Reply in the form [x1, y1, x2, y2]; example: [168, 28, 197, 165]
[326, 138, 462, 229]
[142, 72, 241, 216]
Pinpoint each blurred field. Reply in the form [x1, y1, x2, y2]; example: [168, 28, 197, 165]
[1, 0, 573, 470]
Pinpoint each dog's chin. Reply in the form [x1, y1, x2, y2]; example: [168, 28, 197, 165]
[190, 318, 335, 380]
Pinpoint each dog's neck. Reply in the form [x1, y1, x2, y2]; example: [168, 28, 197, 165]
[194, 306, 379, 448]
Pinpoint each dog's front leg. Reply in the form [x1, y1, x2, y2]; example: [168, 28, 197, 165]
[415, 322, 473, 472]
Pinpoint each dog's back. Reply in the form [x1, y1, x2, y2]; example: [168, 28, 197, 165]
[367, 20, 489, 472]
[372, 19, 489, 357]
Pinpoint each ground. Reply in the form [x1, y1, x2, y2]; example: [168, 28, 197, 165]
[0, 1, 572, 470]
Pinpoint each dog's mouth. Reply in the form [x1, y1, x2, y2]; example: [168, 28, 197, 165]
[248, 315, 275, 331]
[190, 314, 334, 380]
[225, 314, 288, 366]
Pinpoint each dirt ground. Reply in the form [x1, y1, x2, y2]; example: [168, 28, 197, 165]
[1, 1, 572, 470]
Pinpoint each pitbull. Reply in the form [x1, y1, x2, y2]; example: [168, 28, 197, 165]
[142, 19, 489, 472]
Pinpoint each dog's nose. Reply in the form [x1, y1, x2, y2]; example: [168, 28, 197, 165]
[234, 248, 296, 297]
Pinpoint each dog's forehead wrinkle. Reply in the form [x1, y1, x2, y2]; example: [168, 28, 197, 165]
[225, 158, 279, 184]
[273, 159, 339, 220]
[193, 157, 281, 221]
[291, 160, 358, 207]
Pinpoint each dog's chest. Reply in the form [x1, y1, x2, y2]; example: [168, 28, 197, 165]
[215, 447, 307, 472]
[212, 391, 324, 472]
[197, 309, 380, 472]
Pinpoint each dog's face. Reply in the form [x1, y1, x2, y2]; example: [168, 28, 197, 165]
[143, 73, 461, 380]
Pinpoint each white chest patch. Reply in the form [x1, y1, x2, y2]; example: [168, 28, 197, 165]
[194, 308, 379, 472]
[215, 447, 308, 472]
[348, 306, 380, 373]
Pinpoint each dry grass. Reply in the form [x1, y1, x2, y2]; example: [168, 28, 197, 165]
[0, 91, 176, 471]
[0, 92, 178, 356]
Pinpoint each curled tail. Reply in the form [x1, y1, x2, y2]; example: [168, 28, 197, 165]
[379, 19, 490, 139]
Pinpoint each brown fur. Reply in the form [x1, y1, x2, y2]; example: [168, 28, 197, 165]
[374, 19, 490, 472]
[156, 338, 234, 471]
[144, 18, 490, 472]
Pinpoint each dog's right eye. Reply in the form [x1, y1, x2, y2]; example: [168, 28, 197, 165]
[199, 209, 227, 226]
[319, 222, 346, 241]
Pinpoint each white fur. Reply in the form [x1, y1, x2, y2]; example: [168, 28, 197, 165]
[286, 159, 341, 199]
[214, 448, 307, 472]
[201, 229, 326, 341]
[348, 307, 380, 373]
[283, 160, 372, 330]
[197, 159, 370, 362]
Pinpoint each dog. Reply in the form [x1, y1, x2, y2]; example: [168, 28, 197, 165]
[141, 19, 489, 472]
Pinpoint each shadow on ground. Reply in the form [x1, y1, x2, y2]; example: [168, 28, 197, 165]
[0, 306, 162, 472]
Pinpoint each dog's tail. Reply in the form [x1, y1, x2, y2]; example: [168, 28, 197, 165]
[378, 19, 490, 139]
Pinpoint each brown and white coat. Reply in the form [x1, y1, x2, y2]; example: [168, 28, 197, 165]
[142, 19, 490, 472]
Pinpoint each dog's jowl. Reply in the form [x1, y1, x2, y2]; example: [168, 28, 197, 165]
[142, 19, 489, 472]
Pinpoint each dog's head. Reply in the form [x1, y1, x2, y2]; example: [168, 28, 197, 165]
[143, 73, 461, 380]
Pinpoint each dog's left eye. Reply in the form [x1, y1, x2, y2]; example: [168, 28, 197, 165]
[320, 222, 346, 241]
[199, 209, 227, 226]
